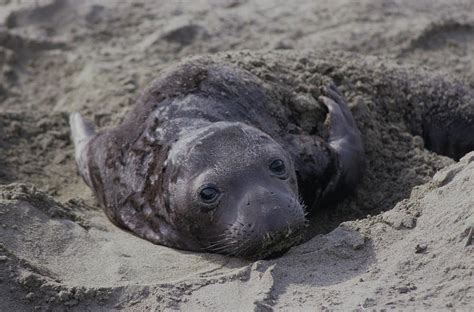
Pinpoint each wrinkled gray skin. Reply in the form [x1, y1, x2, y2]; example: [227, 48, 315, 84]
[70, 59, 364, 259]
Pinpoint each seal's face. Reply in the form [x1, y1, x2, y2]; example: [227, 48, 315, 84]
[168, 122, 307, 259]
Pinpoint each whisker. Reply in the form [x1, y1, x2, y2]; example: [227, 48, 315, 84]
[203, 233, 238, 252]
[205, 240, 229, 250]
[225, 242, 244, 256]
[235, 240, 254, 257]
[207, 238, 239, 253]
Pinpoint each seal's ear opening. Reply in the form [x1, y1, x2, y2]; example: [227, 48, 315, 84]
[69, 112, 96, 187]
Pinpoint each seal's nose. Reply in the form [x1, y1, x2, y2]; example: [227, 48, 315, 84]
[241, 186, 306, 234]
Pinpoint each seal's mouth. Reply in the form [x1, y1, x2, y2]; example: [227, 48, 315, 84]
[204, 220, 308, 260]
[246, 223, 308, 260]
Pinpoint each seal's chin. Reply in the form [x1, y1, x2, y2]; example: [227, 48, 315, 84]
[243, 225, 307, 260]
[204, 216, 308, 260]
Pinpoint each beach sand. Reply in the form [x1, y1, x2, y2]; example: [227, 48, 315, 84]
[0, 0, 473, 310]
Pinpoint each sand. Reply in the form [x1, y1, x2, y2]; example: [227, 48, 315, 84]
[0, 0, 473, 310]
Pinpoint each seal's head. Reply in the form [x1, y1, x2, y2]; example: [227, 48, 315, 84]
[166, 122, 307, 259]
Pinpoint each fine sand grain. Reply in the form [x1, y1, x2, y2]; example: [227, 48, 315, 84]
[0, 0, 473, 310]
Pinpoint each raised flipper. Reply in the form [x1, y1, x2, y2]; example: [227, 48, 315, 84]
[319, 83, 365, 193]
[69, 112, 95, 187]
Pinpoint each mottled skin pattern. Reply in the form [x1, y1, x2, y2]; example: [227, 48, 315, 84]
[70, 58, 365, 259]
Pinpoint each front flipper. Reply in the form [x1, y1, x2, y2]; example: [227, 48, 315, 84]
[319, 83, 365, 193]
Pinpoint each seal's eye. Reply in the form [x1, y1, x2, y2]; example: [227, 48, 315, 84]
[199, 186, 220, 203]
[270, 159, 286, 175]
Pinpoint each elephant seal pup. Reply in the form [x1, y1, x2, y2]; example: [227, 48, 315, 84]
[70, 58, 364, 259]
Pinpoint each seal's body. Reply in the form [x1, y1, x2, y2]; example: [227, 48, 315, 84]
[70, 59, 365, 258]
